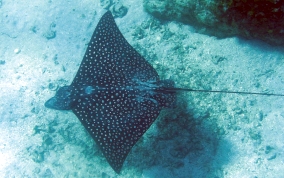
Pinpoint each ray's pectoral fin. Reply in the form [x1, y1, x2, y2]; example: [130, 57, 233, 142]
[45, 86, 74, 110]
[72, 90, 163, 173]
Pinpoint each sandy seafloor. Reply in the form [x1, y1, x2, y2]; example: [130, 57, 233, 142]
[0, 0, 284, 177]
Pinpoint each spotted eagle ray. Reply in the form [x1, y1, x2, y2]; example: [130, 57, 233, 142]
[45, 11, 284, 173]
[45, 11, 175, 173]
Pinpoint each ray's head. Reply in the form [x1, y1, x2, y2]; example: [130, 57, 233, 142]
[45, 86, 74, 110]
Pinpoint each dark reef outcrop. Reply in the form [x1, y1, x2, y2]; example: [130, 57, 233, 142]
[144, 0, 284, 45]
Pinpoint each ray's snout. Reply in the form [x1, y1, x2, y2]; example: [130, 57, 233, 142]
[45, 86, 73, 110]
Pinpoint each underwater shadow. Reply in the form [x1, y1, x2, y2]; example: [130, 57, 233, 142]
[126, 95, 232, 177]
[234, 36, 284, 53]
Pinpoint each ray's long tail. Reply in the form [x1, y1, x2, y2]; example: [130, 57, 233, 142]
[160, 87, 284, 97]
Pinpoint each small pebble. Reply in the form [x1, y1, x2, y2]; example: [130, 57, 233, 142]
[48, 83, 58, 91]
[110, 3, 128, 18]
[14, 48, 21, 54]
[100, 0, 113, 9]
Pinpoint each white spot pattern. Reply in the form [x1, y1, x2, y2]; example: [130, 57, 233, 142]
[62, 11, 177, 173]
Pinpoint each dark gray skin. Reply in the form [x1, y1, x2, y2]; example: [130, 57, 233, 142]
[45, 86, 73, 110]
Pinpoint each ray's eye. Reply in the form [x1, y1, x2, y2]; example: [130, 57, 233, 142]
[85, 86, 94, 94]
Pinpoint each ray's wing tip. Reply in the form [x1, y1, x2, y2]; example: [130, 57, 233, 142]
[110, 164, 122, 174]
[103, 10, 113, 18]
[114, 168, 122, 174]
